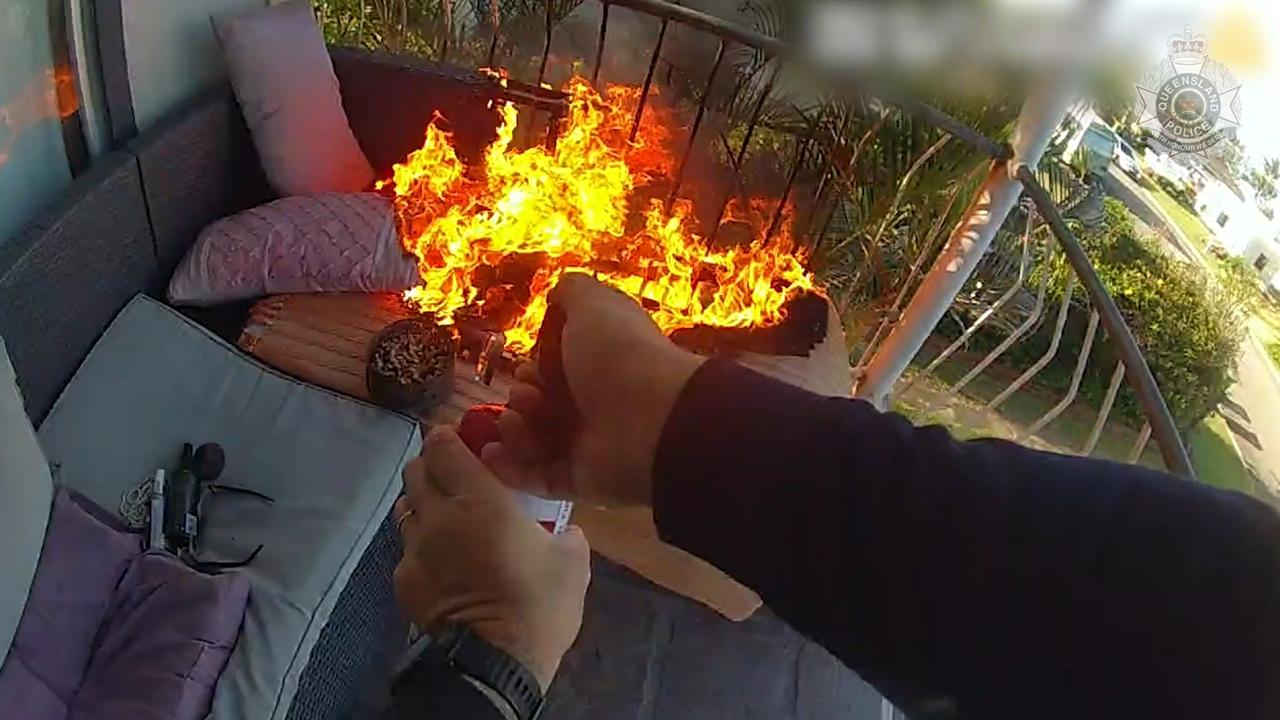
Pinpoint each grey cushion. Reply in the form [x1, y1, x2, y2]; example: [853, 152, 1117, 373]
[0, 338, 53, 667]
[36, 295, 421, 720]
[0, 152, 158, 425]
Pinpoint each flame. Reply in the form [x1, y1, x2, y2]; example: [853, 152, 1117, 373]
[384, 73, 815, 353]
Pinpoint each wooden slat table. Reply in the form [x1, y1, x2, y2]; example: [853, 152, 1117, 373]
[237, 293, 762, 621]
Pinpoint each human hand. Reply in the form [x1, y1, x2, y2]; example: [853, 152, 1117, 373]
[393, 427, 591, 691]
[482, 273, 705, 506]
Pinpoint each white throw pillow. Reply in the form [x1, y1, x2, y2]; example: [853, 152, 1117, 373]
[213, 0, 375, 196]
[168, 193, 419, 306]
[0, 337, 54, 667]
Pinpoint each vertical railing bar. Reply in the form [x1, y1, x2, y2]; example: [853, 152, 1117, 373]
[946, 247, 1053, 397]
[804, 100, 850, 241]
[592, 2, 611, 87]
[486, 0, 501, 66]
[629, 18, 669, 143]
[1017, 166, 1193, 477]
[809, 195, 842, 263]
[707, 63, 781, 244]
[665, 39, 727, 214]
[808, 112, 890, 259]
[900, 218, 1037, 393]
[763, 134, 809, 246]
[717, 133, 740, 172]
[1022, 309, 1100, 438]
[536, 0, 554, 85]
[440, 0, 453, 63]
[984, 274, 1076, 411]
[1083, 360, 1126, 455]
[876, 158, 992, 325]
[848, 133, 956, 371]
[1129, 423, 1152, 464]
[545, 108, 563, 149]
[856, 81, 1072, 407]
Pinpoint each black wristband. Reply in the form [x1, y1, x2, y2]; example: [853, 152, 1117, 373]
[397, 623, 545, 720]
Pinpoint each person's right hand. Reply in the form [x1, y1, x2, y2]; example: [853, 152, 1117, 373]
[481, 273, 705, 506]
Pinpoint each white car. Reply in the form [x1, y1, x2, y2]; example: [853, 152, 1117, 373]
[1114, 140, 1142, 180]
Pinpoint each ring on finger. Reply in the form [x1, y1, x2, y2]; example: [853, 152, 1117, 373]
[395, 508, 416, 532]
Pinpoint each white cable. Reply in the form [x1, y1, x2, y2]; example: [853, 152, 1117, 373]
[120, 476, 155, 529]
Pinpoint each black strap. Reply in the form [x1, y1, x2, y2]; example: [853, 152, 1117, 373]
[407, 623, 544, 720]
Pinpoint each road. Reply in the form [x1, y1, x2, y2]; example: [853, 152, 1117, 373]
[1105, 168, 1280, 500]
[1219, 335, 1280, 500]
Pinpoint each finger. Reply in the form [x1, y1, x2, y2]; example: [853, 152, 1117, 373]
[393, 496, 422, 544]
[513, 360, 542, 387]
[554, 524, 590, 558]
[497, 406, 549, 462]
[552, 525, 592, 588]
[506, 382, 545, 419]
[547, 272, 606, 314]
[481, 441, 553, 496]
[422, 426, 509, 500]
[482, 442, 575, 499]
[401, 456, 437, 507]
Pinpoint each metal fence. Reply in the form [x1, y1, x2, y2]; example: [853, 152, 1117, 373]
[331, 0, 1192, 477]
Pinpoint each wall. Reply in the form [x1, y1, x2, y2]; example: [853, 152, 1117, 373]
[0, 1, 73, 244]
[120, 0, 265, 132]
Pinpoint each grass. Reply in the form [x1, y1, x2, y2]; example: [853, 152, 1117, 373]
[895, 343, 1271, 502]
[1140, 177, 1214, 250]
[899, 357, 1264, 497]
[1188, 413, 1258, 496]
[895, 347, 1164, 469]
[1252, 302, 1280, 371]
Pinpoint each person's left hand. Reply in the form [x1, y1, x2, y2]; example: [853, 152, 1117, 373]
[393, 426, 591, 692]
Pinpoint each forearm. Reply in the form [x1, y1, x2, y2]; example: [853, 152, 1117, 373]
[652, 358, 1280, 717]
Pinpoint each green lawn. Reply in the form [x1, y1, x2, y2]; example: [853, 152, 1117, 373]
[1188, 413, 1259, 495]
[1141, 179, 1214, 250]
[896, 352, 1164, 468]
[900, 349, 1268, 499]
[1252, 302, 1280, 371]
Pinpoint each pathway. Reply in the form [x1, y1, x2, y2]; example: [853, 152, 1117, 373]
[1105, 167, 1280, 500]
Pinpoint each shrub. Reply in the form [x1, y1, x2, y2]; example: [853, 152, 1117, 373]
[1153, 175, 1197, 210]
[967, 198, 1246, 429]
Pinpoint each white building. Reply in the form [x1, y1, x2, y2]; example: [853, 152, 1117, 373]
[1191, 168, 1280, 291]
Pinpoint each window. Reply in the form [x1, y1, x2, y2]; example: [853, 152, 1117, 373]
[1255, 254, 1269, 272]
[0, 0, 73, 243]
[1217, 213, 1230, 228]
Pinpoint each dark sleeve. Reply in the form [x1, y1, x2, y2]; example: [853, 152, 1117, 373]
[652, 358, 1280, 719]
[385, 665, 507, 720]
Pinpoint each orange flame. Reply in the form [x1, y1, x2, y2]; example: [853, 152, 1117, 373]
[383, 74, 815, 353]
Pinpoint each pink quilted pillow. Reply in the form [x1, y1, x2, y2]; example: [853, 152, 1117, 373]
[167, 193, 420, 306]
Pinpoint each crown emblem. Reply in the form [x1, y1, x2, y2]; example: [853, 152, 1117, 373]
[1168, 27, 1207, 64]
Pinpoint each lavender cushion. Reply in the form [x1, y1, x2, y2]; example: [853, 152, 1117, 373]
[74, 552, 249, 720]
[0, 490, 141, 719]
[213, 0, 374, 196]
[167, 192, 419, 306]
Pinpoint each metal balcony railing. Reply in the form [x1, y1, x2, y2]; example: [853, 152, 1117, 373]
[332, 0, 1192, 478]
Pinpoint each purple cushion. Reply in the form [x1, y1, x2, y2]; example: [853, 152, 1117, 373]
[73, 552, 249, 720]
[167, 192, 417, 307]
[0, 489, 141, 719]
